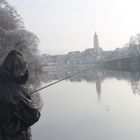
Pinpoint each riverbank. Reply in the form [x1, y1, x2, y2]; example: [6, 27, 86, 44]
[42, 64, 97, 71]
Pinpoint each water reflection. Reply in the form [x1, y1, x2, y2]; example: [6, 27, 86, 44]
[32, 67, 140, 140]
[40, 67, 140, 101]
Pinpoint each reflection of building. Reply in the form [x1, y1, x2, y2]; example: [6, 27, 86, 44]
[41, 67, 140, 103]
[95, 72, 102, 101]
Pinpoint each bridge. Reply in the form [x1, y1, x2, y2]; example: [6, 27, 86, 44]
[100, 55, 140, 71]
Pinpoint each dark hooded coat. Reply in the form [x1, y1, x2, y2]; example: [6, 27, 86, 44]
[0, 50, 40, 140]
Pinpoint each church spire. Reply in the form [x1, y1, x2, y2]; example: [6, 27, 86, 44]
[94, 32, 99, 53]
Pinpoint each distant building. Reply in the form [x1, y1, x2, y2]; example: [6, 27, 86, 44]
[102, 51, 114, 60]
[66, 51, 82, 64]
[94, 32, 100, 54]
[68, 51, 80, 55]
[40, 32, 108, 66]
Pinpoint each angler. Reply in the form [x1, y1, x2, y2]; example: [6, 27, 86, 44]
[0, 50, 40, 140]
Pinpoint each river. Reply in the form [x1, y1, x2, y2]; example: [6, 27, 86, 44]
[32, 68, 140, 140]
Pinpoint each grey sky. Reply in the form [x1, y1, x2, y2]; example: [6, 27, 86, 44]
[11, 0, 140, 54]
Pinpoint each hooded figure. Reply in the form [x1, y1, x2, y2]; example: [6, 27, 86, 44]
[0, 50, 40, 140]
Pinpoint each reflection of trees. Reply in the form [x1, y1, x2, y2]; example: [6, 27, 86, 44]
[41, 67, 140, 97]
[129, 72, 140, 94]
[41, 68, 104, 83]
[102, 70, 140, 95]
[41, 67, 104, 101]
[131, 81, 140, 94]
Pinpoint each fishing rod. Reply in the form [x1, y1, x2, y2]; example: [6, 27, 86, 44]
[30, 66, 97, 95]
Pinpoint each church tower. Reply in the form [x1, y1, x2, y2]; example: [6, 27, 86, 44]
[94, 32, 99, 54]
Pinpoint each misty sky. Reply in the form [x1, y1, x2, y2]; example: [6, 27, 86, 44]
[11, 0, 140, 55]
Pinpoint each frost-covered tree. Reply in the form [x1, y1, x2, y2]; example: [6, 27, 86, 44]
[0, 0, 40, 68]
[0, 0, 23, 30]
[0, 0, 42, 99]
[128, 34, 140, 55]
[0, 1, 43, 139]
[135, 34, 140, 45]
[129, 34, 140, 46]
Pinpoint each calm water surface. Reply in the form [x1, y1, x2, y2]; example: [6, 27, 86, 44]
[32, 69, 140, 140]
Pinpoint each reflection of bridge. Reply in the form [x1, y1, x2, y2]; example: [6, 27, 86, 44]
[103, 56, 134, 61]
[43, 64, 97, 71]
[101, 55, 140, 70]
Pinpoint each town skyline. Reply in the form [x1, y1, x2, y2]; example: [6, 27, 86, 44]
[11, 0, 140, 55]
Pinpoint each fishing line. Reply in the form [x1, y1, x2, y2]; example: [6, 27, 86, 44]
[30, 66, 97, 95]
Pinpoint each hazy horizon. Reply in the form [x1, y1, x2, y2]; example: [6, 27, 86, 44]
[11, 0, 140, 55]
